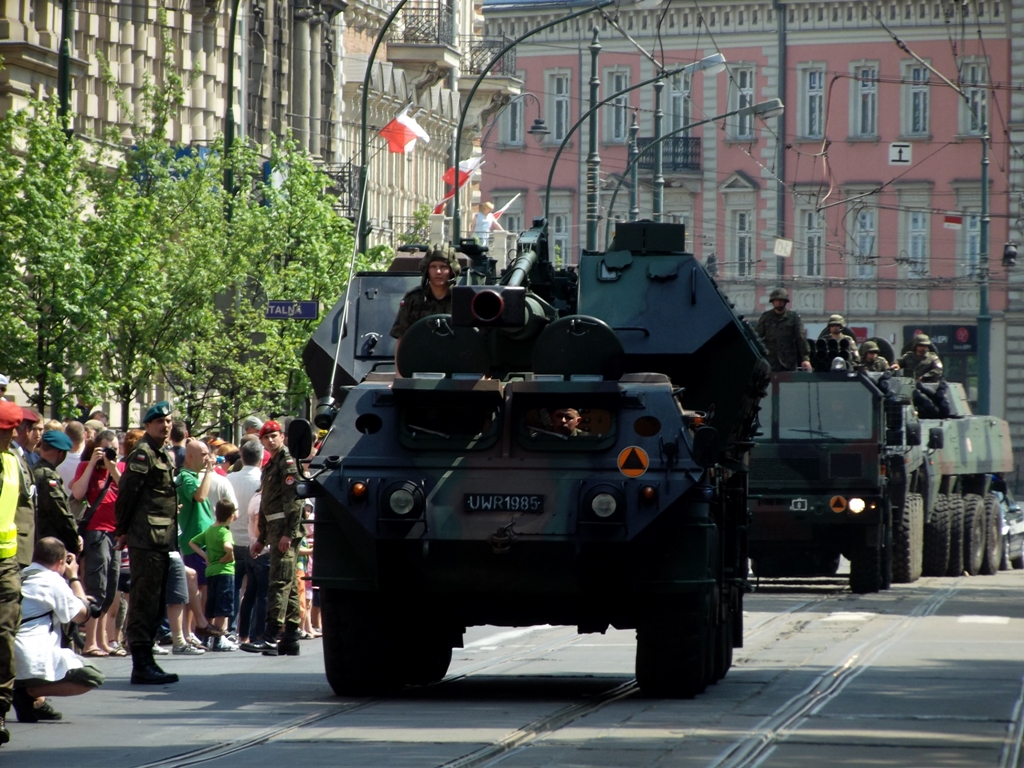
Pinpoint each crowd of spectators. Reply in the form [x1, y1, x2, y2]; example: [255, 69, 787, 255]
[0, 397, 320, 743]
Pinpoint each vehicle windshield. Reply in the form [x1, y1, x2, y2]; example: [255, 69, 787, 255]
[398, 397, 501, 450]
[777, 381, 874, 441]
[517, 406, 616, 450]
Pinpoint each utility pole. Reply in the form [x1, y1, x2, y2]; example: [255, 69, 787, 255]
[585, 29, 601, 252]
[628, 111, 639, 222]
[977, 94, 991, 415]
[57, 0, 73, 137]
[653, 80, 664, 222]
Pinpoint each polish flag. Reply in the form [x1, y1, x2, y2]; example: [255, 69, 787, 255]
[442, 157, 485, 187]
[493, 193, 520, 219]
[379, 106, 430, 154]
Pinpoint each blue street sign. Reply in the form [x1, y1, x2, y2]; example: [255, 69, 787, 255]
[266, 300, 319, 320]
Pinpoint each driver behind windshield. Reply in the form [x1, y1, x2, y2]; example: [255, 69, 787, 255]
[551, 408, 588, 437]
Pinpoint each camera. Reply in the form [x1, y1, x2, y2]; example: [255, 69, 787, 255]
[215, 456, 226, 465]
[84, 596, 103, 619]
[102, 447, 117, 461]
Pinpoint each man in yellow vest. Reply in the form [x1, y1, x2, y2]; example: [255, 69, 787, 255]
[0, 399, 29, 745]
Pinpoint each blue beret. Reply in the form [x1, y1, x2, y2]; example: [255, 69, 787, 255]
[41, 430, 73, 452]
[143, 401, 172, 424]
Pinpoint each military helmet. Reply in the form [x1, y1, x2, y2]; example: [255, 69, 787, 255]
[419, 244, 461, 285]
[828, 314, 846, 327]
[913, 333, 932, 346]
[769, 287, 790, 303]
[862, 341, 880, 353]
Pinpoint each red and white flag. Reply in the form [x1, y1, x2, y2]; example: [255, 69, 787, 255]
[442, 157, 485, 187]
[943, 213, 963, 230]
[493, 193, 520, 219]
[379, 106, 430, 154]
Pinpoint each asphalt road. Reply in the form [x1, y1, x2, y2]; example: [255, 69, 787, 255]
[7, 569, 1024, 767]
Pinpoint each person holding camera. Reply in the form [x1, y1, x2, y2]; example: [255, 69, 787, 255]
[70, 429, 122, 657]
[12, 537, 104, 724]
[33, 431, 81, 558]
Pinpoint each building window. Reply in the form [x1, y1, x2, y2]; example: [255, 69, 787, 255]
[669, 73, 691, 134]
[855, 66, 877, 136]
[607, 70, 629, 143]
[549, 73, 571, 141]
[803, 210, 823, 277]
[551, 212, 571, 265]
[803, 66, 825, 138]
[905, 64, 929, 136]
[907, 210, 929, 277]
[961, 60, 987, 135]
[502, 96, 523, 145]
[963, 213, 980, 277]
[730, 67, 755, 139]
[853, 207, 876, 279]
[733, 210, 754, 276]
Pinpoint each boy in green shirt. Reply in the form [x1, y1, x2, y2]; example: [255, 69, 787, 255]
[189, 500, 238, 651]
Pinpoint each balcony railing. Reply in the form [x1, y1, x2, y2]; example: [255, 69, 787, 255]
[636, 136, 702, 172]
[393, 1, 454, 46]
[460, 35, 517, 77]
[321, 162, 361, 221]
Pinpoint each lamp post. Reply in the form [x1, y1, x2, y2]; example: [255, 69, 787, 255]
[652, 80, 664, 221]
[542, 54, 726, 232]
[478, 92, 550, 147]
[452, 1, 617, 244]
[585, 29, 601, 251]
[57, 0, 74, 137]
[602, 99, 785, 245]
[977, 95, 991, 414]
[223, 0, 243, 200]
[628, 110, 639, 221]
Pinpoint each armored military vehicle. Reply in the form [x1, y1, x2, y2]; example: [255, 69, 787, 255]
[299, 220, 769, 698]
[748, 365, 1013, 593]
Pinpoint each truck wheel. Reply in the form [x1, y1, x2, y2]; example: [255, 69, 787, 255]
[981, 492, 1003, 575]
[636, 602, 709, 698]
[400, 641, 453, 687]
[946, 494, 966, 577]
[892, 498, 915, 583]
[1012, 550, 1024, 570]
[909, 493, 924, 581]
[962, 494, 986, 575]
[1002, 536, 1011, 571]
[711, 602, 734, 683]
[922, 495, 951, 576]
[320, 589, 400, 696]
[849, 536, 882, 594]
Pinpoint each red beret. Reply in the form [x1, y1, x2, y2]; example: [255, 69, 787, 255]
[20, 407, 42, 424]
[259, 420, 283, 438]
[0, 401, 22, 430]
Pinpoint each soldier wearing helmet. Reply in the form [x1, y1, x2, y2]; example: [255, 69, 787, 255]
[894, 333, 943, 381]
[819, 313, 860, 364]
[389, 245, 462, 341]
[755, 288, 812, 372]
[858, 341, 890, 372]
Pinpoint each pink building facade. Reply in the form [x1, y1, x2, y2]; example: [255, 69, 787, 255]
[479, 0, 1024, 470]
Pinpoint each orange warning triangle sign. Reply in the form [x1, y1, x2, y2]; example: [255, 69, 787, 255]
[618, 446, 649, 477]
[830, 496, 847, 512]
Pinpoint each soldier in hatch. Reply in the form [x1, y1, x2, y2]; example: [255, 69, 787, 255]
[858, 341, 890, 372]
[754, 288, 812, 372]
[389, 245, 461, 345]
[893, 334, 943, 382]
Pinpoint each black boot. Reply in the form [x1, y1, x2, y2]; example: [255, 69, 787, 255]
[130, 644, 180, 685]
[275, 626, 302, 657]
[11, 687, 38, 723]
[0, 710, 9, 745]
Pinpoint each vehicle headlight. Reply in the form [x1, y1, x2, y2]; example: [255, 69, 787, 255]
[389, 488, 416, 515]
[591, 493, 617, 518]
[849, 497, 866, 514]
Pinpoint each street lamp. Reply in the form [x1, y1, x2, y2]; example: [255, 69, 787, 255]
[542, 53, 727, 239]
[452, 1, 618, 244]
[223, 0, 243, 201]
[479, 92, 549, 147]
[602, 99, 785, 245]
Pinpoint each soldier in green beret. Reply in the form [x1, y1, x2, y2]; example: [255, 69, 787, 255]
[32, 431, 80, 557]
[113, 401, 180, 685]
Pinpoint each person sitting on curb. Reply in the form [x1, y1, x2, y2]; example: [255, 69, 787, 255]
[13, 537, 104, 723]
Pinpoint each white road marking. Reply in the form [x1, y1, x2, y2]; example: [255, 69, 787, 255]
[463, 625, 555, 649]
[957, 615, 1010, 624]
[822, 612, 876, 622]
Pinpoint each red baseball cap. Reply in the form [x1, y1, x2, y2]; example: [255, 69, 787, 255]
[0, 401, 23, 430]
[259, 420, 283, 438]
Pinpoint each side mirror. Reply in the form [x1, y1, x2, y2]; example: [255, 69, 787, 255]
[287, 418, 315, 470]
[691, 426, 719, 469]
[905, 422, 921, 446]
[927, 427, 944, 451]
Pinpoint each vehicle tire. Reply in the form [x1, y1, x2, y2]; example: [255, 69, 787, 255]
[891, 497, 915, 583]
[400, 641, 453, 687]
[880, 508, 893, 590]
[909, 493, 924, 581]
[320, 589, 400, 696]
[922, 495, 951, 577]
[1012, 551, 1024, 570]
[961, 494, 985, 576]
[636, 600, 709, 698]
[981, 492, 1003, 575]
[946, 494, 965, 577]
[1001, 536, 1011, 571]
[849, 534, 882, 594]
[711, 602, 733, 684]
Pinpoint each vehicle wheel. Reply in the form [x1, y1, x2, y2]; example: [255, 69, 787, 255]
[320, 589, 400, 696]
[711, 602, 734, 683]
[1001, 536, 1010, 571]
[962, 494, 985, 576]
[981, 492, 1003, 575]
[946, 494, 965, 576]
[849, 535, 882, 594]
[880, 507, 893, 590]
[891, 497, 915, 583]
[636, 600, 709, 698]
[400, 641, 453, 687]
[922, 495, 951, 577]
[1012, 551, 1024, 570]
[909, 493, 924, 581]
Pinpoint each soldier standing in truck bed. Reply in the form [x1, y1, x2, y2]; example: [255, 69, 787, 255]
[755, 288, 812, 372]
[894, 334, 943, 381]
[858, 341, 891, 372]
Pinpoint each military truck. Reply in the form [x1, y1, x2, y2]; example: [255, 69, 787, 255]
[748, 367, 1013, 593]
[298, 220, 769, 698]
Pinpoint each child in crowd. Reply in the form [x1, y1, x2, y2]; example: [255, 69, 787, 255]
[189, 500, 239, 652]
